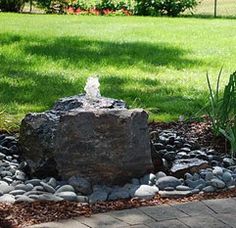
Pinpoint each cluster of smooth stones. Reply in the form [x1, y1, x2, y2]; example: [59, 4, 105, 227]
[0, 126, 236, 204]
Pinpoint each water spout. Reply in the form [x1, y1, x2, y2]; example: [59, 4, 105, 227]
[84, 76, 101, 99]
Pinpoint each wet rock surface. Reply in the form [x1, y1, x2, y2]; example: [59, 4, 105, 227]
[19, 94, 153, 185]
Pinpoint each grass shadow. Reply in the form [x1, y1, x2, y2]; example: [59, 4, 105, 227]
[22, 35, 204, 70]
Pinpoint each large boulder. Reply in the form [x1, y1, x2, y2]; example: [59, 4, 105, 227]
[19, 94, 153, 185]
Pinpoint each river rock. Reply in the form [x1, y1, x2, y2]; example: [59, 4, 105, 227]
[170, 158, 209, 177]
[0, 194, 15, 203]
[210, 178, 225, 189]
[19, 94, 153, 185]
[156, 176, 181, 190]
[55, 191, 78, 201]
[134, 185, 159, 199]
[68, 176, 92, 195]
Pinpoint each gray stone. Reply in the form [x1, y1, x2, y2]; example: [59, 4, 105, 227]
[14, 170, 26, 181]
[134, 185, 159, 199]
[156, 176, 181, 190]
[155, 171, 166, 180]
[210, 178, 226, 189]
[89, 190, 108, 203]
[0, 194, 15, 203]
[185, 179, 206, 189]
[164, 186, 175, 191]
[56, 185, 75, 193]
[25, 179, 41, 186]
[55, 191, 78, 201]
[9, 189, 26, 196]
[222, 171, 232, 183]
[68, 176, 92, 195]
[108, 188, 130, 201]
[76, 196, 88, 203]
[202, 186, 216, 193]
[19, 94, 153, 185]
[159, 190, 192, 198]
[213, 166, 223, 176]
[140, 173, 156, 185]
[205, 172, 214, 181]
[37, 193, 63, 201]
[170, 158, 208, 177]
[32, 186, 44, 191]
[15, 183, 34, 192]
[15, 195, 34, 202]
[48, 177, 57, 188]
[40, 181, 56, 193]
[0, 184, 14, 194]
[176, 185, 192, 191]
[223, 157, 235, 167]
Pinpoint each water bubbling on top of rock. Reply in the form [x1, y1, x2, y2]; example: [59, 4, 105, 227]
[53, 76, 126, 112]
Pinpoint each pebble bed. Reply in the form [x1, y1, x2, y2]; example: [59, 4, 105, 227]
[0, 130, 236, 205]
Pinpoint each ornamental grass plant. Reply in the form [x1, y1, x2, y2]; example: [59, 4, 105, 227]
[206, 70, 236, 157]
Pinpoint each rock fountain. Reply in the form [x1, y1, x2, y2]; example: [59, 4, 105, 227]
[19, 76, 154, 185]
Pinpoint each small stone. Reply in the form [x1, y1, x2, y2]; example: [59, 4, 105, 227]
[155, 171, 166, 180]
[0, 152, 5, 159]
[184, 173, 193, 180]
[3, 177, 13, 183]
[76, 196, 88, 203]
[25, 179, 42, 186]
[180, 147, 191, 153]
[37, 193, 63, 202]
[9, 189, 26, 196]
[210, 178, 226, 189]
[176, 185, 192, 191]
[134, 185, 159, 199]
[32, 186, 44, 191]
[185, 179, 206, 189]
[213, 166, 223, 176]
[140, 173, 156, 185]
[203, 186, 216, 193]
[68, 176, 92, 195]
[191, 188, 200, 194]
[56, 185, 75, 193]
[48, 177, 57, 188]
[15, 195, 34, 202]
[14, 170, 26, 181]
[156, 176, 181, 190]
[166, 145, 175, 151]
[205, 172, 214, 181]
[192, 173, 200, 181]
[15, 184, 33, 192]
[0, 184, 14, 194]
[55, 191, 78, 201]
[163, 151, 176, 161]
[108, 188, 130, 201]
[89, 190, 108, 204]
[164, 187, 175, 191]
[222, 172, 232, 183]
[223, 158, 235, 168]
[0, 194, 15, 203]
[159, 190, 192, 198]
[40, 182, 55, 193]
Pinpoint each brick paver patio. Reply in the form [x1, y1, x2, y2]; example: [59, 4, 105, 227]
[29, 198, 236, 228]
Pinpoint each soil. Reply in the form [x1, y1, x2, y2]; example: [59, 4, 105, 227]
[0, 120, 233, 228]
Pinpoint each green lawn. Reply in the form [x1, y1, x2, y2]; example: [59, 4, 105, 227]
[0, 13, 236, 128]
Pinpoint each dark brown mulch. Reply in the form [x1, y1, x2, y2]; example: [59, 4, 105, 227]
[0, 120, 232, 228]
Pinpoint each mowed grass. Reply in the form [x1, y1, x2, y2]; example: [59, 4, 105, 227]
[0, 13, 236, 127]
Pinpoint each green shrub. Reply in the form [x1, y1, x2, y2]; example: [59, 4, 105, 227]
[206, 70, 236, 157]
[0, 0, 25, 12]
[37, 0, 68, 13]
[134, 0, 199, 16]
